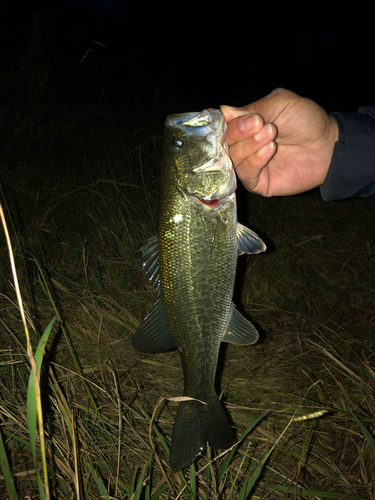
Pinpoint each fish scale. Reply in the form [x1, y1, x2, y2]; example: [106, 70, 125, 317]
[132, 109, 266, 471]
[159, 197, 236, 399]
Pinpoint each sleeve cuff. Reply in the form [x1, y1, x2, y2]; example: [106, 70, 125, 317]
[320, 109, 375, 201]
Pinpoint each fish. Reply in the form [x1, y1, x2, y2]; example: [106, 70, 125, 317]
[132, 109, 266, 472]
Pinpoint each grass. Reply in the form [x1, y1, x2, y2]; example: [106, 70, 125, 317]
[1, 25, 375, 498]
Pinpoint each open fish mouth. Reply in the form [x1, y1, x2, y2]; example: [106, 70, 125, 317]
[188, 195, 234, 213]
[195, 196, 224, 208]
[197, 197, 220, 206]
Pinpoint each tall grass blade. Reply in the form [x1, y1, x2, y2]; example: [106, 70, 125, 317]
[217, 410, 269, 484]
[133, 466, 146, 500]
[0, 427, 20, 500]
[238, 453, 266, 499]
[189, 462, 196, 499]
[86, 462, 110, 499]
[26, 317, 56, 499]
[144, 451, 153, 499]
[351, 412, 375, 489]
[26, 317, 57, 456]
[264, 483, 368, 499]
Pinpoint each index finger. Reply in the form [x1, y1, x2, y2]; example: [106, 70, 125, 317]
[221, 107, 264, 145]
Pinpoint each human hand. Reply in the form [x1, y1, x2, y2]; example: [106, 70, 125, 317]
[221, 88, 339, 196]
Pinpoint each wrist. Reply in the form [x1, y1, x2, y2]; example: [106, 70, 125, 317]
[330, 115, 339, 145]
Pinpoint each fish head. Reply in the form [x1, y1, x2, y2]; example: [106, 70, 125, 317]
[163, 109, 236, 206]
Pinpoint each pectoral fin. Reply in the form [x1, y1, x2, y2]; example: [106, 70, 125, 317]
[222, 304, 259, 345]
[132, 301, 176, 353]
[236, 223, 266, 255]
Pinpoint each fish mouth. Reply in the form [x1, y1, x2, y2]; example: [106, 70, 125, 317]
[197, 197, 221, 207]
[195, 196, 231, 209]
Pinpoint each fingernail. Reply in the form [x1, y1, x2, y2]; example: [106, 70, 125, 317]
[258, 141, 275, 156]
[254, 123, 273, 142]
[220, 104, 242, 110]
[267, 87, 283, 97]
[239, 114, 260, 132]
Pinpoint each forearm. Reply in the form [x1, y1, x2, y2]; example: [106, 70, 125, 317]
[320, 105, 375, 201]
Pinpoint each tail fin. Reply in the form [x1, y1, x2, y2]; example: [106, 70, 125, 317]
[169, 397, 234, 472]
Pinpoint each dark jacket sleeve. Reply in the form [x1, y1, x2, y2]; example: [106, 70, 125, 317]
[320, 105, 375, 201]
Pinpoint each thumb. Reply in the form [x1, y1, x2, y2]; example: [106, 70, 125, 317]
[221, 88, 289, 123]
[241, 88, 299, 123]
[220, 105, 250, 122]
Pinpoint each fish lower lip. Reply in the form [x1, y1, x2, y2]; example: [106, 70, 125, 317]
[197, 197, 220, 207]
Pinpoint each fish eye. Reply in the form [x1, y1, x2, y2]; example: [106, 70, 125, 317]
[174, 137, 184, 148]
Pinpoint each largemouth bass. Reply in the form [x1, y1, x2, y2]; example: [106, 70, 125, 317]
[132, 109, 266, 471]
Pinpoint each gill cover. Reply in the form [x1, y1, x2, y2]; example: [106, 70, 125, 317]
[165, 110, 236, 201]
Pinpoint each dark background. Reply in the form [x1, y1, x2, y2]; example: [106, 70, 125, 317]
[1, 0, 373, 120]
